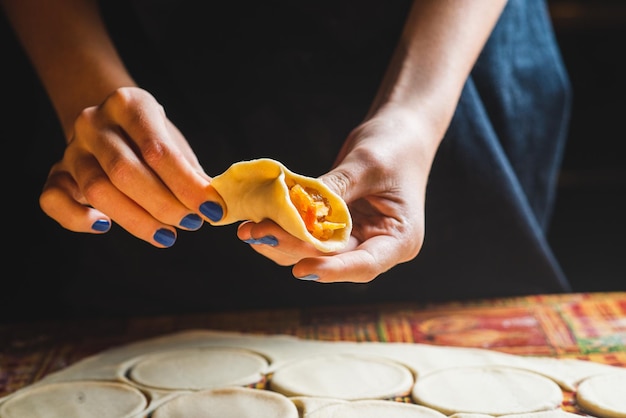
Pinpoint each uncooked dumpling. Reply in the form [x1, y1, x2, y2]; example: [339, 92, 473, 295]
[209, 158, 352, 252]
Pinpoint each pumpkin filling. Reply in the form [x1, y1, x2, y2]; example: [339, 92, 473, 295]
[288, 184, 346, 241]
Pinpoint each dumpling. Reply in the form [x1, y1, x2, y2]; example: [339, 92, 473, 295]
[208, 158, 352, 253]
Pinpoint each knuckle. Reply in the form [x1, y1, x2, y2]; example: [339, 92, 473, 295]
[106, 155, 135, 186]
[80, 172, 111, 205]
[140, 139, 168, 168]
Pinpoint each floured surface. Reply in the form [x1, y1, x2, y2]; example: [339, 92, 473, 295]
[0, 329, 624, 418]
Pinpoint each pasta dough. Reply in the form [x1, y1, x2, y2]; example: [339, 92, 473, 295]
[269, 354, 414, 400]
[575, 373, 626, 418]
[151, 387, 299, 418]
[2, 329, 624, 417]
[209, 158, 352, 252]
[128, 347, 268, 391]
[0, 381, 147, 418]
[303, 399, 448, 418]
[411, 366, 563, 416]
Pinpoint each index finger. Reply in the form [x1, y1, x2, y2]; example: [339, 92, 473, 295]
[104, 89, 225, 220]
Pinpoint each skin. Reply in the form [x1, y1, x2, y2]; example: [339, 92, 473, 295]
[2, 0, 507, 281]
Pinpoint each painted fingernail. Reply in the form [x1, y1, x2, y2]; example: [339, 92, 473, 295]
[91, 219, 111, 232]
[180, 213, 203, 230]
[298, 274, 320, 281]
[200, 201, 223, 222]
[244, 235, 278, 246]
[154, 229, 176, 247]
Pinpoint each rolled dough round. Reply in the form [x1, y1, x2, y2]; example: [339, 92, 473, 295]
[151, 386, 299, 418]
[269, 354, 414, 400]
[128, 347, 267, 391]
[305, 399, 448, 418]
[0, 381, 147, 418]
[411, 366, 563, 416]
[575, 373, 626, 418]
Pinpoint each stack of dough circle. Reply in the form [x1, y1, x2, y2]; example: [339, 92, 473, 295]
[128, 347, 268, 391]
[269, 353, 414, 400]
[411, 366, 564, 416]
[575, 373, 626, 418]
[0, 381, 147, 418]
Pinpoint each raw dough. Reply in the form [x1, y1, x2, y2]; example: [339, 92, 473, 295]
[0, 381, 147, 418]
[411, 366, 563, 416]
[151, 386, 299, 418]
[303, 399, 448, 418]
[575, 373, 626, 418]
[2, 329, 624, 417]
[128, 347, 267, 391]
[209, 158, 352, 252]
[270, 353, 414, 400]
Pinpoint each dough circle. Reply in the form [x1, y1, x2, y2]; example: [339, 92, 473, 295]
[151, 386, 299, 418]
[305, 399, 448, 418]
[0, 381, 147, 418]
[575, 373, 626, 418]
[269, 354, 414, 400]
[128, 347, 268, 391]
[411, 366, 563, 416]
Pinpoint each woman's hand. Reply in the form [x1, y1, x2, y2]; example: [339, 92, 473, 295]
[238, 0, 507, 281]
[39, 87, 224, 247]
[237, 105, 433, 282]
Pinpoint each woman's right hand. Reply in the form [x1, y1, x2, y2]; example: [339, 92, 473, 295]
[39, 87, 225, 247]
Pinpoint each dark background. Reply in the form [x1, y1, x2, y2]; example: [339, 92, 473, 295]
[546, 0, 625, 291]
[1, 1, 623, 320]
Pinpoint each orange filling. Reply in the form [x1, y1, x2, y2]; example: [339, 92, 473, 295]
[289, 184, 346, 241]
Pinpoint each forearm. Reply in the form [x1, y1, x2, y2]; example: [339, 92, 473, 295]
[370, 0, 507, 157]
[1, 0, 136, 139]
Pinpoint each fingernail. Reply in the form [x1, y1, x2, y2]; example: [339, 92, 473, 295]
[154, 229, 176, 247]
[298, 274, 320, 281]
[244, 235, 278, 246]
[180, 213, 203, 230]
[91, 219, 111, 232]
[200, 201, 223, 222]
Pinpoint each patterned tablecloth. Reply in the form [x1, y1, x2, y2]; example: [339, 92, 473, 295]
[1, 291, 625, 410]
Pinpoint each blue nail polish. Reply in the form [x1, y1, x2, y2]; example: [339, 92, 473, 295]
[244, 235, 278, 246]
[154, 229, 176, 247]
[91, 219, 111, 232]
[200, 201, 223, 222]
[180, 213, 203, 230]
[298, 274, 320, 281]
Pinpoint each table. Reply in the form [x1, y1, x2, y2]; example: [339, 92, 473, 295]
[2, 292, 625, 408]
